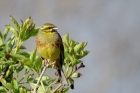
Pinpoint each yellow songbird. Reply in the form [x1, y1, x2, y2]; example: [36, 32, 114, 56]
[36, 23, 68, 85]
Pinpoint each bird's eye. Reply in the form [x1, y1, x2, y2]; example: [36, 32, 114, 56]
[48, 27, 52, 30]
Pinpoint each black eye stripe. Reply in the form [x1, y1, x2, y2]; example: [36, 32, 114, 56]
[48, 27, 54, 29]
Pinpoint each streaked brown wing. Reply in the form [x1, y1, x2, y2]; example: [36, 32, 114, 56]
[57, 32, 64, 68]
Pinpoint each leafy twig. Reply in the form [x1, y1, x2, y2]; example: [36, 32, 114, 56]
[33, 62, 49, 93]
[52, 83, 63, 93]
[51, 63, 85, 92]
[67, 63, 85, 79]
[0, 65, 9, 79]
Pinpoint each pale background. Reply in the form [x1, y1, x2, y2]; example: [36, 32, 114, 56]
[0, 0, 140, 93]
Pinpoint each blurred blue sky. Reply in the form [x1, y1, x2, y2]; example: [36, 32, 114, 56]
[0, 0, 140, 93]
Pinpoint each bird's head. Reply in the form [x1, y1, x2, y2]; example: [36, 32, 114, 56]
[40, 23, 58, 33]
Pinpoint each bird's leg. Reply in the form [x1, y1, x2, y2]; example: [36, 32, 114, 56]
[42, 59, 48, 66]
[54, 69, 60, 83]
[74, 65, 78, 72]
[51, 61, 57, 68]
[56, 76, 61, 83]
[54, 71, 61, 83]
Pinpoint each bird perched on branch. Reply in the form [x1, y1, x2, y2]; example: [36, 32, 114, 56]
[36, 23, 68, 85]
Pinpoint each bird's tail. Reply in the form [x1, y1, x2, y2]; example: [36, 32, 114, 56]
[57, 69, 69, 86]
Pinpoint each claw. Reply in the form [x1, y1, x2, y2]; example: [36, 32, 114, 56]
[42, 59, 48, 66]
[51, 61, 57, 68]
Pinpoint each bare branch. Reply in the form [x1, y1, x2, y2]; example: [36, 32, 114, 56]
[52, 83, 63, 93]
[33, 63, 49, 93]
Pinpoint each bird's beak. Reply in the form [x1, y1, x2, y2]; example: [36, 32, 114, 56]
[52, 27, 58, 31]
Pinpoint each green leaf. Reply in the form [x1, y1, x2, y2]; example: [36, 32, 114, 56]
[37, 85, 44, 93]
[22, 25, 38, 41]
[29, 82, 36, 89]
[75, 59, 82, 64]
[67, 67, 74, 77]
[19, 45, 26, 49]
[68, 47, 74, 55]
[0, 49, 5, 59]
[16, 65, 24, 73]
[63, 87, 70, 93]
[56, 88, 63, 93]
[0, 31, 3, 45]
[11, 54, 27, 61]
[30, 50, 36, 63]
[74, 42, 88, 53]
[41, 76, 51, 86]
[0, 78, 6, 87]
[79, 50, 90, 59]
[48, 78, 56, 86]
[0, 39, 3, 46]
[7, 44, 13, 52]
[6, 34, 14, 42]
[72, 58, 77, 66]
[34, 56, 42, 70]
[24, 65, 30, 71]
[0, 41, 3, 46]
[11, 54, 32, 67]
[5, 35, 15, 52]
[5, 66, 14, 79]
[26, 21, 35, 32]
[69, 39, 76, 47]
[0, 43, 5, 48]
[18, 86, 28, 93]
[10, 15, 20, 30]
[34, 76, 51, 85]
[6, 25, 18, 37]
[11, 79, 18, 90]
[4, 43, 10, 52]
[19, 29, 26, 40]
[23, 16, 31, 29]
[22, 58, 32, 67]
[41, 76, 51, 81]
[71, 72, 82, 78]
[30, 83, 44, 93]
[4, 27, 10, 40]
[20, 52, 30, 58]
[27, 74, 34, 82]
[0, 86, 8, 92]
[69, 78, 74, 84]
[0, 78, 13, 90]
[22, 30, 36, 41]
[20, 18, 35, 40]
[0, 61, 15, 65]
[63, 33, 69, 46]
[64, 52, 73, 62]
[47, 87, 53, 93]
[0, 30, 3, 39]
[11, 36, 16, 45]
[30, 27, 39, 36]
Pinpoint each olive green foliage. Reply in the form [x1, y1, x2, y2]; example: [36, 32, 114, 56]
[0, 16, 89, 93]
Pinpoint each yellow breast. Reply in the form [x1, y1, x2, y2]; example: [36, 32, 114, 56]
[36, 31, 60, 62]
[37, 44, 60, 61]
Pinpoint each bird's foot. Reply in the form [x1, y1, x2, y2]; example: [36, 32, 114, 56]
[42, 59, 48, 66]
[51, 61, 57, 68]
[56, 77, 61, 83]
